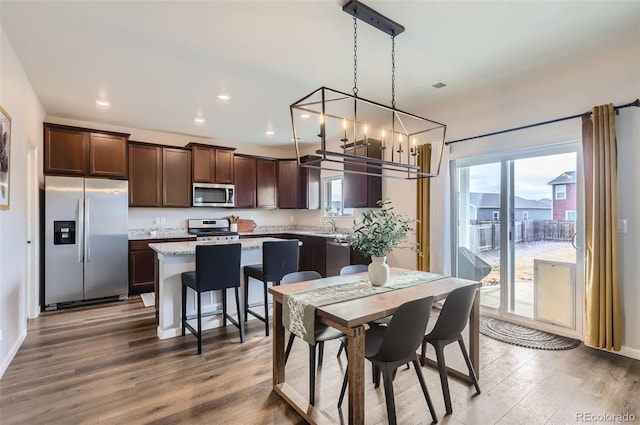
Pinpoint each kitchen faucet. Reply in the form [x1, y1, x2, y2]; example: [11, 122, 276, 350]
[323, 219, 336, 233]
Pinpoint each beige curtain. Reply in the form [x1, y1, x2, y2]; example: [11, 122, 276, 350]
[581, 104, 622, 351]
[416, 144, 432, 271]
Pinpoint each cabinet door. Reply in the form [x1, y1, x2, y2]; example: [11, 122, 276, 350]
[89, 133, 127, 178]
[192, 146, 215, 183]
[298, 236, 326, 277]
[162, 148, 192, 207]
[234, 156, 256, 208]
[129, 248, 157, 294]
[256, 159, 277, 209]
[128, 143, 162, 207]
[278, 160, 299, 209]
[215, 149, 234, 184]
[344, 141, 382, 208]
[300, 156, 321, 209]
[44, 126, 88, 175]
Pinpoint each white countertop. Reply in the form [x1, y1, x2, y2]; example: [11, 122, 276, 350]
[148, 237, 294, 256]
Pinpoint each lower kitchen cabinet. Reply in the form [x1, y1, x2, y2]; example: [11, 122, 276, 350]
[128, 238, 194, 295]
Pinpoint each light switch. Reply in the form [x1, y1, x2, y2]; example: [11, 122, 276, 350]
[0, 329, 3, 341]
[617, 219, 628, 234]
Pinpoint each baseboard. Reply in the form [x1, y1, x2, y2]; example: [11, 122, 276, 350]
[0, 328, 27, 379]
[584, 342, 640, 360]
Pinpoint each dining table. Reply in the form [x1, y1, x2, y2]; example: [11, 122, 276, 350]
[268, 267, 480, 425]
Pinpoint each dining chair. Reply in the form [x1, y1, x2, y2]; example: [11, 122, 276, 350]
[338, 296, 438, 425]
[244, 239, 299, 336]
[281, 271, 346, 406]
[420, 284, 481, 414]
[339, 264, 368, 276]
[181, 243, 244, 354]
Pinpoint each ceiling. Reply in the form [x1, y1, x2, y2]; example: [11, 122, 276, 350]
[2, 1, 639, 149]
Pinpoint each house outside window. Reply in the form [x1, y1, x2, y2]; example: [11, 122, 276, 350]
[566, 210, 577, 221]
[323, 176, 354, 217]
[522, 211, 528, 220]
[555, 184, 567, 200]
[492, 211, 499, 220]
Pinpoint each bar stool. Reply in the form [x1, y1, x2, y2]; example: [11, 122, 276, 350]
[244, 240, 299, 336]
[181, 243, 244, 355]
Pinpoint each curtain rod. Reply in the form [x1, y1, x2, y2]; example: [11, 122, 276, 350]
[445, 98, 640, 146]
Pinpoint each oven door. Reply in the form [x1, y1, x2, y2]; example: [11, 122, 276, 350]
[192, 183, 235, 207]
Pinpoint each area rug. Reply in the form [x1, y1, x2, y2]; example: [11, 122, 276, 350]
[480, 316, 581, 350]
[140, 292, 155, 308]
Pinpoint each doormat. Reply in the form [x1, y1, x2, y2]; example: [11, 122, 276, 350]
[140, 292, 155, 308]
[480, 316, 581, 350]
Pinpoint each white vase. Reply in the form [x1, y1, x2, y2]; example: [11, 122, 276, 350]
[368, 256, 390, 287]
[229, 223, 238, 232]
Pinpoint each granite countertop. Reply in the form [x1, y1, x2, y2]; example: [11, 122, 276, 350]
[241, 226, 349, 240]
[149, 237, 295, 256]
[128, 228, 195, 241]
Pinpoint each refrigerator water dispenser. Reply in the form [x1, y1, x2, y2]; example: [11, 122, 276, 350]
[54, 221, 76, 245]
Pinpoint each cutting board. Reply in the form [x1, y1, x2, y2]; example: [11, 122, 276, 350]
[237, 219, 256, 232]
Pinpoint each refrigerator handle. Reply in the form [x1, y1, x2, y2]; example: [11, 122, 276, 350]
[78, 196, 84, 263]
[84, 197, 90, 263]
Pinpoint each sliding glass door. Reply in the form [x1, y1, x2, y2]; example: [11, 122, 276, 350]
[454, 144, 583, 334]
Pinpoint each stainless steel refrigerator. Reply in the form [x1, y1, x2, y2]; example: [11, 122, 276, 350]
[44, 176, 129, 309]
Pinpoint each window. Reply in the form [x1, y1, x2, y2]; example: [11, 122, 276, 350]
[566, 210, 577, 221]
[522, 211, 528, 220]
[323, 176, 354, 217]
[492, 211, 499, 220]
[555, 184, 567, 200]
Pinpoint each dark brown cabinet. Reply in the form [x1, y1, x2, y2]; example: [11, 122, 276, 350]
[128, 143, 191, 207]
[189, 143, 235, 184]
[128, 142, 162, 207]
[277, 156, 321, 209]
[234, 155, 277, 209]
[44, 123, 128, 178]
[344, 140, 382, 208]
[256, 159, 277, 208]
[162, 147, 192, 207]
[234, 155, 257, 208]
[129, 237, 194, 296]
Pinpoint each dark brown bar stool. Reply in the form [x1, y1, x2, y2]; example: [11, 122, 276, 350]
[181, 243, 244, 355]
[244, 240, 299, 336]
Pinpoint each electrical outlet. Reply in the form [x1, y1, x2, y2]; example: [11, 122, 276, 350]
[0, 329, 3, 341]
[160, 217, 166, 224]
[154, 216, 160, 225]
[617, 219, 628, 233]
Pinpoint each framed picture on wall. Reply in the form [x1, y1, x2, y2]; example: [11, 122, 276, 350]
[0, 105, 11, 210]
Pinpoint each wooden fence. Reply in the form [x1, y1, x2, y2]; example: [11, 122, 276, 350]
[469, 220, 575, 252]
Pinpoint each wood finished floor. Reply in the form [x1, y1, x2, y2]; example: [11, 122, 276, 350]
[1, 298, 638, 425]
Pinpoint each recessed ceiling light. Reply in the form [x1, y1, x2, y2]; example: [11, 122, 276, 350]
[300, 113, 310, 119]
[216, 94, 231, 101]
[194, 116, 206, 124]
[265, 130, 275, 136]
[95, 99, 111, 107]
[432, 82, 447, 89]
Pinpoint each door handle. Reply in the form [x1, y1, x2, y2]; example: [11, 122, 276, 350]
[84, 197, 90, 262]
[571, 232, 579, 250]
[78, 197, 84, 263]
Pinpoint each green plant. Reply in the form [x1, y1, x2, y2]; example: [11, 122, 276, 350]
[346, 199, 415, 258]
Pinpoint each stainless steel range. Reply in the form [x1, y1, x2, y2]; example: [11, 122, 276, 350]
[187, 218, 240, 241]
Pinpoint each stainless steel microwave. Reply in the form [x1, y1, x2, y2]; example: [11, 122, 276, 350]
[192, 183, 235, 207]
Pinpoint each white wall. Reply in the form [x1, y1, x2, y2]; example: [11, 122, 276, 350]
[391, 41, 640, 357]
[0, 28, 46, 378]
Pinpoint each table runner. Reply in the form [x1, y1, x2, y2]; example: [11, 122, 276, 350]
[283, 271, 444, 345]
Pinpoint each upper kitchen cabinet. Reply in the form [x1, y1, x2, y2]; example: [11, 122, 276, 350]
[278, 156, 320, 209]
[162, 147, 192, 207]
[44, 123, 129, 178]
[234, 155, 277, 209]
[344, 139, 382, 208]
[128, 142, 191, 208]
[234, 155, 256, 208]
[256, 158, 277, 209]
[188, 143, 236, 184]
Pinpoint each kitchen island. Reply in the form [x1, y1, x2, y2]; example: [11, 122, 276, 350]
[149, 237, 290, 340]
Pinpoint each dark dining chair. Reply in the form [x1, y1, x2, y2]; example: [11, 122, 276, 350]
[281, 271, 346, 406]
[181, 243, 244, 354]
[338, 296, 438, 425]
[421, 284, 481, 415]
[244, 239, 299, 336]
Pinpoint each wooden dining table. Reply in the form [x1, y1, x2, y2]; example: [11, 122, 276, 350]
[268, 267, 480, 425]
